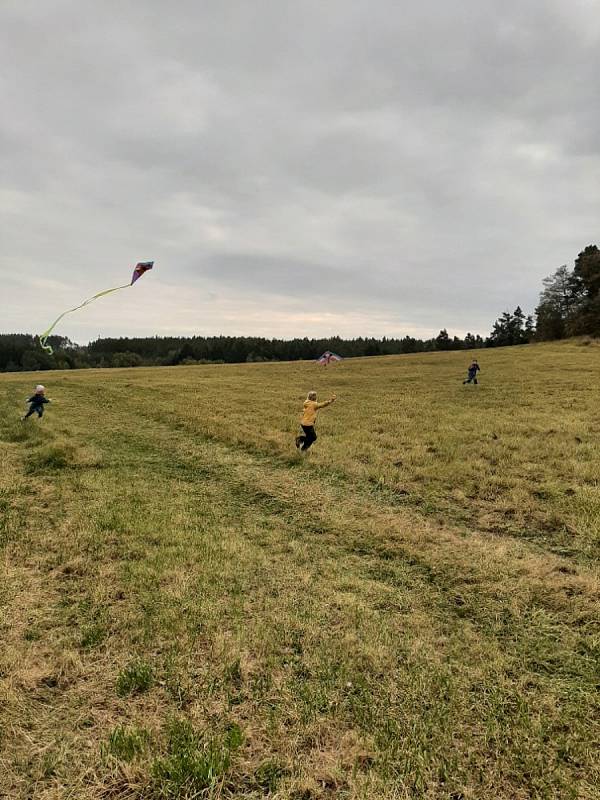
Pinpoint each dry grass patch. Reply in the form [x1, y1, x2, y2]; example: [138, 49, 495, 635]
[1, 344, 599, 799]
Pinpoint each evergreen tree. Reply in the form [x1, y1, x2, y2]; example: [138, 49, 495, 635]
[525, 315, 535, 338]
[570, 245, 600, 335]
[487, 308, 530, 347]
[574, 245, 600, 298]
[488, 312, 513, 347]
[435, 329, 451, 350]
[535, 265, 583, 340]
[512, 306, 527, 341]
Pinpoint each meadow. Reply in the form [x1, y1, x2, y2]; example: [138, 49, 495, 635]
[0, 341, 599, 799]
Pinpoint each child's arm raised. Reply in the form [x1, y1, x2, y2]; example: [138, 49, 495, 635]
[317, 394, 337, 409]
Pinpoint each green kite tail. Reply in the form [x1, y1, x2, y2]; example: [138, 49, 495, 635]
[38, 262, 154, 354]
[38, 284, 131, 355]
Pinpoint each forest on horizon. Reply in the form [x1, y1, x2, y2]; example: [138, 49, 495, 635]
[1, 244, 599, 372]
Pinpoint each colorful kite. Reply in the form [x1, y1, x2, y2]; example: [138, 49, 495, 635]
[316, 351, 343, 366]
[38, 262, 154, 355]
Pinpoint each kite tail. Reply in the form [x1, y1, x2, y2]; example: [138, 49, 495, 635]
[38, 284, 131, 355]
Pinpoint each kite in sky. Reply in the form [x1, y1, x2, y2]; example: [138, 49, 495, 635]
[316, 351, 343, 366]
[38, 262, 154, 355]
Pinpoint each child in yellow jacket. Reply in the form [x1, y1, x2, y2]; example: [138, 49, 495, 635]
[295, 391, 336, 451]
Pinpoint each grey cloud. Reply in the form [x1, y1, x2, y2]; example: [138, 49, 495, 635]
[1, 0, 599, 342]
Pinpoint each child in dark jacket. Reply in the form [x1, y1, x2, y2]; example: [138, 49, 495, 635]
[463, 361, 481, 385]
[23, 385, 51, 419]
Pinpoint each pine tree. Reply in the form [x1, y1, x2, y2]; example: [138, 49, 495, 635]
[535, 265, 583, 340]
[570, 245, 600, 335]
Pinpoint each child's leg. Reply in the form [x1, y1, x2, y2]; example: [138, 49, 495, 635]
[302, 426, 317, 450]
[296, 425, 309, 448]
[24, 407, 35, 418]
[37, 406, 44, 417]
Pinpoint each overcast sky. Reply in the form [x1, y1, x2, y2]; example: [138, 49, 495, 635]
[1, 0, 599, 342]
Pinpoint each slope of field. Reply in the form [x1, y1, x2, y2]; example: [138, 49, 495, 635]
[0, 342, 599, 799]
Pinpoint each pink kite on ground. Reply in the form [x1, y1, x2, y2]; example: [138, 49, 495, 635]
[316, 351, 343, 366]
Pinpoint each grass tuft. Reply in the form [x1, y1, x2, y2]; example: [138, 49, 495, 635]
[116, 660, 154, 697]
[80, 623, 107, 649]
[25, 441, 77, 472]
[150, 718, 241, 798]
[254, 759, 288, 792]
[105, 725, 152, 762]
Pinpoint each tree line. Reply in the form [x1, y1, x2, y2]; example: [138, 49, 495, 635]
[0, 332, 487, 372]
[0, 243, 597, 372]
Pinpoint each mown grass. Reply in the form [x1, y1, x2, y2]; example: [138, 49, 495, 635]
[0, 341, 599, 799]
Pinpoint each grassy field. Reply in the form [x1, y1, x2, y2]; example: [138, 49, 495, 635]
[1, 341, 599, 799]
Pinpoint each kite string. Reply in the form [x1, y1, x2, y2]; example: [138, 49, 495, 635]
[38, 283, 131, 355]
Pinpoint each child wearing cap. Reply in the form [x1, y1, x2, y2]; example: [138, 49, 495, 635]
[22, 385, 51, 420]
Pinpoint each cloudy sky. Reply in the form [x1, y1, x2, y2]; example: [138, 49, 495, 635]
[1, 0, 599, 342]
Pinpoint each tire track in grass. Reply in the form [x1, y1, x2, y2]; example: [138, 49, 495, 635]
[99, 388, 600, 628]
[72, 389, 600, 799]
[2, 383, 599, 798]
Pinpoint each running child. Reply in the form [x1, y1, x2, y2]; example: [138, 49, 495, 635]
[463, 360, 481, 385]
[295, 391, 336, 451]
[22, 385, 51, 420]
